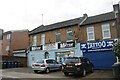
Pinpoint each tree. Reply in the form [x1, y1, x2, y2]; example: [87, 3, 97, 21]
[113, 40, 120, 61]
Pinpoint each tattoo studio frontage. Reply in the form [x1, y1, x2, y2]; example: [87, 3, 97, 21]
[80, 39, 117, 69]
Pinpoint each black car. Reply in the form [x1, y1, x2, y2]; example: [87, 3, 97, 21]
[62, 57, 94, 76]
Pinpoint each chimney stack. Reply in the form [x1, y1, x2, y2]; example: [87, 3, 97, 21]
[83, 13, 88, 18]
[113, 4, 119, 18]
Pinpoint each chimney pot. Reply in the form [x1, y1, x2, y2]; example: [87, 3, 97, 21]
[83, 13, 88, 18]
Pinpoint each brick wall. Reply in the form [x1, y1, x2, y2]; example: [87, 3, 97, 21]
[2, 55, 27, 67]
[2, 30, 29, 56]
[29, 25, 81, 45]
[80, 20, 117, 42]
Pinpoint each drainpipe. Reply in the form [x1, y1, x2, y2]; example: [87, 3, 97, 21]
[80, 14, 88, 25]
[113, 3, 120, 62]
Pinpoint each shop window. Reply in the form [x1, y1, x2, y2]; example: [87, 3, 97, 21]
[33, 35, 37, 46]
[67, 28, 72, 41]
[55, 51, 75, 64]
[55, 31, 61, 42]
[41, 34, 45, 45]
[87, 26, 95, 41]
[102, 23, 111, 39]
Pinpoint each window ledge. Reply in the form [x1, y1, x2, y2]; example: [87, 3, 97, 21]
[67, 40, 73, 42]
[103, 37, 111, 39]
[87, 39, 95, 41]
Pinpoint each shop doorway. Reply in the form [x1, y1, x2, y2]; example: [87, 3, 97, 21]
[55, 51, 75, 64]
[44, 51, 49, 59]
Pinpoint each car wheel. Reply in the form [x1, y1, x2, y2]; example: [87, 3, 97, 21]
[64, 72, 69, 76]
[91, 67, 94, 73]
[46, 68, 50, 73]
[34, 70, 38, 73]
[59, 66, 62, 70]
[82, 69, 86, 77]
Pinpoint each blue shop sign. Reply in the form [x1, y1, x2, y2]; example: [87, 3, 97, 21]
[80, 40, 115, 51]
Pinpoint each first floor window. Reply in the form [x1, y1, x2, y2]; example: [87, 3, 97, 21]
[67, 28, 72, 41]
[56, 31, 60, 42]
[87, 26, 95, 41]
[6, 46, 10, 51]
[33, 35, 37, 46]
[41, 34, 45, 45]
[102, 23, 111, 39]
[6, 34, 10, 39]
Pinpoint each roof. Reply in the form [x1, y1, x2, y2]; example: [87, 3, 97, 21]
[81, 11, 116, 26]
[29, 11, 116, 35]
[3, 29, 29, 35]
[29, 17, 85, 35]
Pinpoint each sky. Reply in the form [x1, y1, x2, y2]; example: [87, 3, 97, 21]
[0, 0, 120, 32]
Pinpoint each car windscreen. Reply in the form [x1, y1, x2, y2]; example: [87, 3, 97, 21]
[64, 58, 80, 63]
[36, 60, 44, 63]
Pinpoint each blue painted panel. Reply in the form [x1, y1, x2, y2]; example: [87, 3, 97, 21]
[80, 40, 114, 50]
[83, 50, 116, 69]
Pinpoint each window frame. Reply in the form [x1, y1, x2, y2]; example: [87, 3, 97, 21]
[102, 23, 111, 39]
[55, 31, 61, 42]
[6, 45, 10, 51]
[87, 26, 95, 41]
[6, 34, 11, 39]
[41, 34, 45, 45]
[33, 35, 37, 46]
[67, 28, 73, 41]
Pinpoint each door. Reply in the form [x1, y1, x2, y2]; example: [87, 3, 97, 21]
[53, 60, 60, 70]
[46, 60, 54, 70]
[83, 50, 116, 69]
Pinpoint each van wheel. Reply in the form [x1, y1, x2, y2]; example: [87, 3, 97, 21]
[82, 69, 86, 77]
[46, 68, 50, 73]
[64, 72, 69, 76]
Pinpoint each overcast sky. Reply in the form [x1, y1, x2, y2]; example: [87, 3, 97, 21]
[0, 0, 119, 32]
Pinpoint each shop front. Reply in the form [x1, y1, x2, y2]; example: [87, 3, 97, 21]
[27, 45, 44, 67]
[80, 39, 117, 69]
[27, 41, 83, 67]
[55, 41, 82, 64]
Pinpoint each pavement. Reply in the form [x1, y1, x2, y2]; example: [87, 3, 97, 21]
[0, 67, 116, 80]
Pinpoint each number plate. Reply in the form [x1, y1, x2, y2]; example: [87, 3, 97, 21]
[66, 66, 73, 68]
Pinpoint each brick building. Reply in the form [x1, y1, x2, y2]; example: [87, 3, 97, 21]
[0, 29, 3, 55]
[28, 4, 119, 69]
[28, 15, 87, 66]
[2, 29, 29, 57]
[79, 11, 117, 69]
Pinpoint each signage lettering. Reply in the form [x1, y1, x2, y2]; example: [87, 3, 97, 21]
[58, 42, 75, 49]
[13, 50, 26, 53]
[31, 46, 42, 51]
[87, 41, 107, 49]
[80, 40, 114, 51]
[44, 43, 57, 50]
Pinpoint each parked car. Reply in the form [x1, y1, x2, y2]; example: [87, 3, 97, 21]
[62, 57, 94, 76]
[32, 59, 62, 73]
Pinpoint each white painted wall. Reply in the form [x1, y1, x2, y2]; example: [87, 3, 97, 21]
[27, 43, 83, 67]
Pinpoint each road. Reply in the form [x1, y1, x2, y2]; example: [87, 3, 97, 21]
[0, 68, 115, 80]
